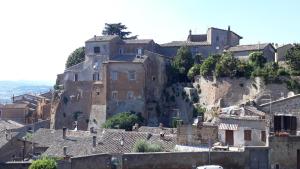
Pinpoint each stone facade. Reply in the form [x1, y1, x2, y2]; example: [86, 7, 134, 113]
[269, 135, 300, 169]
[160, 26, 242, 58]
[0, 104, 29, 124]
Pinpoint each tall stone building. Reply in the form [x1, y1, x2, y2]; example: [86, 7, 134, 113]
[52, 35, 168, 130]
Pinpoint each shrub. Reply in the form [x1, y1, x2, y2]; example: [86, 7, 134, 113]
[133, 140, 163, 152]
[102, 112, 144, 131]
[171, 117, 181, 128]
[193, 105, 206, 117]
[249, 51, 266, 68]
[29, 157, 57, 169]
[200, 55, 219, 76]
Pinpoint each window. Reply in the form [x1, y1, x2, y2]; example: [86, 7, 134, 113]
[74, 74, 78, 81]
[128, 71, 136, 80]
[244, 130, 252, 141]
[112, 91, 118, 100]
[93, 73, 100, 81]
[127, 91, 134, 99]
[261, 131, 266, 142]
[216, 36, 219, 42]
[152, 76, 156, 81]
[94, 46, 100, 54]
[119, 48, 124, 54]
[137, 48, 143, 55]
[110, 71, 118, 80]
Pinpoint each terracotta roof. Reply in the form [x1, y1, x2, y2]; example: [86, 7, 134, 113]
[187, 34, 207, 42]
[0, 120, 24, 131]
[138, 126, 176, 135]
[227, 43, 272, 52]
[86, 35, 119, 42]
[160, 41, 211, 47]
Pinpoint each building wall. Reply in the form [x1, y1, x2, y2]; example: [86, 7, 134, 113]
[269, 136, 300, 169]
[71, 154, 111, 169]
[218, 118, 267, 147]
[177, 124, 218, 146]
[105, 62, 146, 118]
[0, 107, 27, 123]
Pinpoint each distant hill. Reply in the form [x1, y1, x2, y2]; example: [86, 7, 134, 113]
[0, 81, 53, 104]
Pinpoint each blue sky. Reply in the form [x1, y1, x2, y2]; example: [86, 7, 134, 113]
[0, 0, 299, 81]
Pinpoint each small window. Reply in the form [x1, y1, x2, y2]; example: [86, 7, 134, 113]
[244, 130, 252, 141]
[128, 71, 136, 80]
[127, 91, 134, 99]
[261, 131, 266, 142]
[119, 48, 124, 54]
[93, 73, 100, 81]
[74, 74, 78, 81]
[216, 36, 219, 42]
[96, 92, 100, 95]
[112, 91, 118, 100]
[94, 46, 100, 54]
[275, 164, 279, 169]
[137, 48, 143, 55]
[110, 71, 118, 80]
[152, 76, 156, 81]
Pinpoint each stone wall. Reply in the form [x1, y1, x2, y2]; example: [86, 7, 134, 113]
[0, 161, 31, 169]
[196, 76, 293, 108]
[177, 124, 218, 146]
[71, 154, 112, 169]
[269, 136, 300, 169]
[122, 147, 268, 169]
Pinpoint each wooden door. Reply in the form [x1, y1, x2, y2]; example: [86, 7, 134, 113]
[225, 130, 234, 146]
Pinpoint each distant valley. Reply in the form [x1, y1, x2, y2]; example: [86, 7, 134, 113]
[0, 81, 53, 104]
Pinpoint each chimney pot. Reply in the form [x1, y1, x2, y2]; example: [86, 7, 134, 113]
[189, 29, 192, 36]
[228, 25, 231, 31]
[63, 146, 67, 156]
[92, 136, 97, 147]
[63, 127, 67, 139]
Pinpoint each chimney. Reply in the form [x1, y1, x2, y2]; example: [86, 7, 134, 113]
[189, 29, 192, 36]
[92, 136, 97, 147]
[159, 123, 164, 129]
[63, 127, 67, 139]
[63, 146, 67, 156]
[94, 35, 96, 40]
[90, 127, 94, 133]
[227, 25, 231, 46]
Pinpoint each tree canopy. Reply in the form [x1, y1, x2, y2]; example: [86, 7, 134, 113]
[286, 44, 300, 71]
[171, 46, 194, 82]
[29, 157, 57, 169]
[215, 52, 241, 77]
[102, 112, 144, 131]
[249, 51, 266, 68]
[102, 23, 137, 39]
[65, 47, 85, 68]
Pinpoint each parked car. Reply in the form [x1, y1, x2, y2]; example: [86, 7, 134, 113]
[196, 165, 223, 169]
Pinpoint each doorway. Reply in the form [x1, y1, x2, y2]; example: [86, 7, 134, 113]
[225, 130, 234, 146]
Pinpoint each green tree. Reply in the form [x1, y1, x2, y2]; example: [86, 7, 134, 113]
[215, 52, 240, 77]
[102, 112, 144, 131]
[65, 47, 85, 68]
[187, 64, 201, 80]
[133, 140, 162, 152]
[194, 53, 203, 64]
[29, 157, 57, 169]
[249, 51, 266, 68]
[172, 46, 194, 82]
[200, 54, 220, 77]
[102, 23, 137, 39]
[286, 44, 300, 71]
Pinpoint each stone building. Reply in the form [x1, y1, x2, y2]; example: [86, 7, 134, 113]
[0, 104, 29, 124]
[226, 43, 276, 62]
[52, 35, 168, 130]
[218, 106, 268, 147]
[160, 26, 242, 57]
[275, 43, 293, 62]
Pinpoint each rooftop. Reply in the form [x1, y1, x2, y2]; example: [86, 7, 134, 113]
[86, 35, 119, 42]
[160, 41, 211, 47]
[1, 103, 28, 109]
[227, 43, 271, 52]
[124, 39, 153, 44]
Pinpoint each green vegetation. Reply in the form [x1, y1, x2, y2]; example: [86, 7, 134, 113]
[102, 112, 144, 131]
[171, 46, 194, 82]
[187, 64, 201, 80]
[286, 44, 300, 71]
[65, 47, 85, 68]
[200, 54, 220, 77]
[29, 157, 57, 169]
[133, 139, 162, 152]
[170, 117, 182, 128]
[193, 105, 206, 117]
[102, 23, 137, 39]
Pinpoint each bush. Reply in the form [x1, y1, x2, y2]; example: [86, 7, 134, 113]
[29, 157, 57, 169]
[187, 64, 201, 80]
[65, 47, 85, 68]
[170, 117, 181, 128]
[193, 105, 206, 117]
[102, 112, 144, 131]
[200, 55, 219, 77]
[133, 140, 163, 152]
[249, 51, 266, 68]
[277, 68, 290, 76]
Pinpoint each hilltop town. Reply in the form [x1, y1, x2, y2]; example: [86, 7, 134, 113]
[1, 24, 300, 169]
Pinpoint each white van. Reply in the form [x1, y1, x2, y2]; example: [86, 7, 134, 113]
[196, 165, 223, 169]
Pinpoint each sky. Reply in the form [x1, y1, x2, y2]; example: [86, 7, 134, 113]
[0, 0, 300, 82]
